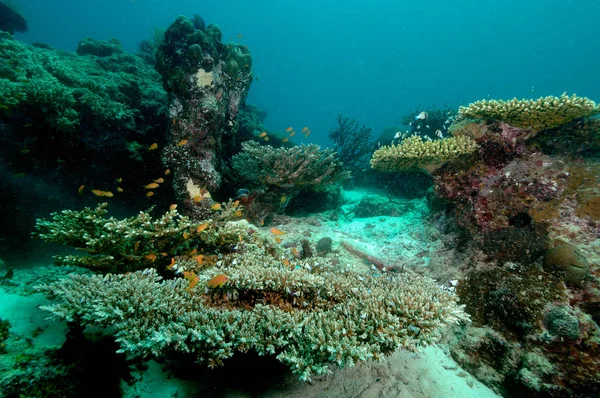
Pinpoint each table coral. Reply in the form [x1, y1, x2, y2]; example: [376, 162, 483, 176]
[370, 135, 478, 172]
[39, 251, 469, 381]
[457, 93, 599, 132]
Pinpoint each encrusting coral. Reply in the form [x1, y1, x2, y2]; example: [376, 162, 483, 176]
[457, 93, 599, 132]
[35, 204, 469, 381]
[370, 135, 478, 172]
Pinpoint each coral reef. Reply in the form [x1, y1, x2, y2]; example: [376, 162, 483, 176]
[370, 135, 478, 172]
[156, 15, 254, 204]
[35, 205, 469, 382]
[232, 142, 350, 192]
[231, 141, 350, 223]
[34, 202, 245, 273]
[457, 93, 599, 132]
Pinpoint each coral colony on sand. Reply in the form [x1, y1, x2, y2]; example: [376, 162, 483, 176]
[35, 203, 469, 382]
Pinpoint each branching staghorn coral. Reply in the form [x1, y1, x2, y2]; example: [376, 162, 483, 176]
[34, 202, 245, 273]
[38, 240, 469, 381]
[457, 93, 600, 132]
[370, 135, 478, 172]
[231, 141, 351, 192]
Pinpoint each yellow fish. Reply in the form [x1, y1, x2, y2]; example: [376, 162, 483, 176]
[177, 139, 188, 147]
[78, 185, 85, 195]
[263, 136, 269, 141]
[304, 130, 311, 138]
[183, 232, 190, 239]
[145, 253, 157, 262]
[289, 131, 296, 137]
[154, 178, 164, 183]
[270, 228, 285, 236]
[285, 127, 293, 132]
[145, 183, 159, 189]
[193, 195, 203, 203]
[259, 132, 268, 137]
[148, 143, 158, 150]
[282, 259, 290, 266]
[146, 191, 154, 198]
[169, 204, 178, 210]
[165, 169, 171, 175]
[117, 187, 124, 192]
[282, 138, 289, 143]
[234, 210, 243, 217]
[275, 237, 282, 244]
[211, 203, 222, 211]
[301, 127, 308, 133]
[196, 223, 209, 233]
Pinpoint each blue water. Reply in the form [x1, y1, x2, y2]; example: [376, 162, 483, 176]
[14, 0, 600, 148]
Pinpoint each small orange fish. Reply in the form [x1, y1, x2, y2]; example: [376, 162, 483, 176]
[190, 248, 198, 255]
[291, 247, 299, 257]
[149, 143, 158, 150]
[115, 177, 123, 183]
[260, 219, 265, 226]
[193, 195, 203, 203]
[146, 191, 154, 198]
[193, 254, 203, 265]
[134, 241, 140, 253]
[259, 132, 267, 137]
[167, 257, 176, 270]
[196, 223, 209, 233]
[154, 178, 164, 183]
[117, 187, 124, 192]
[207, 274, 229, 288]
[270, 228, 285, 236]
[233, 200, 240, 207]
[264, 136, 269, 141]
[177, 139, 188, 147]
[282, 138, 289, 143]
[289, 131, 296, 137]
[165, 169, 171, 175]
[145, 253, 157, 262]
[188, 276, 200, 291]
[183, 232, 190, 239]
[274, 237, 282, 244]
[285, 127, 293, 132]
[282, 259, 290, 266]
[92, 189, 114, 197]
[169, 204, 177, 210]
[301, 127, 308, 133]
[234, 210, 243, 217]
[160, 252, 168, 257]
[172, 118, 177, 126]
[211, 203, 222, 211]
[145, 183, 160, 189]
[304, 130, 311, 137]
[78, 185, 85, 195]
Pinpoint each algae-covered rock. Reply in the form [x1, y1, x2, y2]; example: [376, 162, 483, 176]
[543, 306, 580, 340]
[543, 244, 590, 286]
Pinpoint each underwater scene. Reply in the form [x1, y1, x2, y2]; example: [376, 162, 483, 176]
[0, 1, 599, 397]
